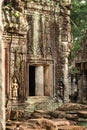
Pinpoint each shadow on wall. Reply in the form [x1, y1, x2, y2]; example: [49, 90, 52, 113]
[69, 91, 78, 103]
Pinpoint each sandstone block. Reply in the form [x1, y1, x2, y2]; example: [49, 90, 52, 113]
[57, 126, 86, 130]
[78, 111, 87, 118]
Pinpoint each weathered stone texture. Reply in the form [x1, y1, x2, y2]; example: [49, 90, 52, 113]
[0, 0, 5, 129]
[3, 0, 72, 103]
[75, 31, 87, 103]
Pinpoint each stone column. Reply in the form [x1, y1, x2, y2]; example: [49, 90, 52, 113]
[0, 0, 5, 129]
[35, 66, 44, 96]
[63, 56, 70, 103]
[78, 73, 83, 102]
[58, 0, 71, 103]
[82, 73, 87, 102]
[77, 63, 87, 103]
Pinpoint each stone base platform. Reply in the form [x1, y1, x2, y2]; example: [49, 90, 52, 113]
[9, 96, 59, 120]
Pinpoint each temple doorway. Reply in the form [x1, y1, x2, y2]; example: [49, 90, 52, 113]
[29, 65, 44, 96]
[29, 66, 35, 96]
[27, 62, 54, 98]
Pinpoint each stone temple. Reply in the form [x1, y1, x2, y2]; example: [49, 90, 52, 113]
[75, 31, 87, 103]
[3, 0, 72, 105]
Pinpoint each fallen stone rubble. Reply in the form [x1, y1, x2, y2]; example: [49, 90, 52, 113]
[6, 118, 86, 130]
[6, 103, 87, 130]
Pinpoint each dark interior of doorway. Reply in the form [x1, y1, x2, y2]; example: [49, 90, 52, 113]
[29, 66, 35, 96]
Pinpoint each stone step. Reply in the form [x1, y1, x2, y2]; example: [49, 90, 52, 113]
[10, 96, 59, 120]
[25, 96, 58, 109]
[24, 96, 59, 118]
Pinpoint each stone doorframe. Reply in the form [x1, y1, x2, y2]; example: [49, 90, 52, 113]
[26, 58, 55, 98]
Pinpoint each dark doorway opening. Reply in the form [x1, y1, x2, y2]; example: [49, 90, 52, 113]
[29, 66, 35, 96]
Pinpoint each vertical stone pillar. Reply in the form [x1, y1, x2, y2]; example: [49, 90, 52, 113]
[4, 42, 9, 96]
[63, 56, 70, 103]
[44, 66, 49, 96]
[35, 66, 44, 96]
[44, 64, 54, 97]
[82, 74, 87, 102]
[58, 0, 71, 103]
[0, 0, 5, 129]
[33, 12, 39, 56]
[77, 63, 87, 103]
[49, 64, 54, 97]
[78, 74, 83, 102]
[42, 14, 46, 57]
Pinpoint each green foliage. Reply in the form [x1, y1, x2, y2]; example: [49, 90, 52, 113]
[3, 1, 20, 30]
[70, 0, 87, 60]
[71, 66, 79, 74]
[5, 2, 12, 8]
[13, 11, 20, 18]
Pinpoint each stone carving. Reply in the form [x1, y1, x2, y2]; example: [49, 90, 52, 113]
[11, 77, 18, 100]
[3, 0, 71, 104]
[27, 15, 34, 55]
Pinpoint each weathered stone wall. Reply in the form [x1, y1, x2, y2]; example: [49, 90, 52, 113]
[76, 31, 87, 62]
[3, 0, 72, 102]
[75, 31, 87, 103]
[0, 0, 5, 129]
[3, 0, 28, 100]
[3, 33, 27, 100]
[26, 0, 72, 102]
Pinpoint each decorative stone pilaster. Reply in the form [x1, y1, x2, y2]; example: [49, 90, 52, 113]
[33, 12, 39, 57]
